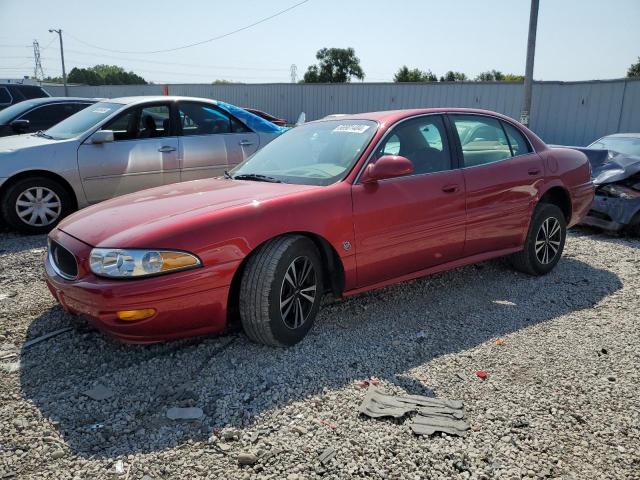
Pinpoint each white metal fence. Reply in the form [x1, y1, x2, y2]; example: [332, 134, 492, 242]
[45, 78, 640, 146]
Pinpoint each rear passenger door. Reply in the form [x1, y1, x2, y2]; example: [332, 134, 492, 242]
[448, 114, 543, 256]
[177, 102, 259, 181]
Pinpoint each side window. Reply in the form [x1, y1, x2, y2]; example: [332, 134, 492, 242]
[376, 115, 451, 175]
[451, 115, 512, 167]
[71, 103, 93, 114]
[138, 106, 171, 139]
[0, 87, 12, 106]
[103, 104, 171, 141]
[178, 102, 249, 136]
[502, 121, 532, 156]
[21, 104, 75, 129]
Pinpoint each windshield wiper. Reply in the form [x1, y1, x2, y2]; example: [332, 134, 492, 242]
[34, 130, 53, 139]
[232, 173, 282, 183]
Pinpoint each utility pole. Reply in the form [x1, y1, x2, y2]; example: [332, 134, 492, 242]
[48, 28, 68, 96]
[32, 40, 44, 82]
[520, 0, 539, 127]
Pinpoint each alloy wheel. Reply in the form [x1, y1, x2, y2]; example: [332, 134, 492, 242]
[535, 217, 561, 264]
[15, 187, 62, 227]
[280, 256, 317, 329]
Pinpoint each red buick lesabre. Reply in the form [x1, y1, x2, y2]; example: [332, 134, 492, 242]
[45, 108, 594, 346]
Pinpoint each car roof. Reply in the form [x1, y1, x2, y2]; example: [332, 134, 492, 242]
[600, 132, 640, 139]
[315, 108, 523, 126]
[19, 97, 98, 105]
[107, 96, 219, 106]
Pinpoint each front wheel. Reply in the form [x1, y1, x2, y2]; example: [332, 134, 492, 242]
[239, 235, 324, 346]
[510, 203, 567, 275]
[1, 176, 73, 234]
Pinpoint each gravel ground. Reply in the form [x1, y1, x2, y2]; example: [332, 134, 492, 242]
[0, 229, 638, 479]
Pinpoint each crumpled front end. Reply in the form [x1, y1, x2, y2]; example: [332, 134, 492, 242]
[578, 148, 640, 233]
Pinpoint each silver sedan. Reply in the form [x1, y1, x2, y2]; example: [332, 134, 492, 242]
[0, 96, 285, 233]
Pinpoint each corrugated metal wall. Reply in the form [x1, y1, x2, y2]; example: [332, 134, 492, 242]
[44, 79, 640, 146]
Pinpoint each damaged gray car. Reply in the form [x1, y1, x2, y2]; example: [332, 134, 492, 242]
[573, 133, 640, 235]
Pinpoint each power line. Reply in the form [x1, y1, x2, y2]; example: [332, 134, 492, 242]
[65, 0, 310, 55]
[61, 48, 289, 72]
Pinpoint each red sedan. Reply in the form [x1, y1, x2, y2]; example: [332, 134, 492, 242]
[45, 108, 594, 346]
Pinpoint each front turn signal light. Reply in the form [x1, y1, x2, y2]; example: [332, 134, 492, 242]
[116, 308, 156, 321]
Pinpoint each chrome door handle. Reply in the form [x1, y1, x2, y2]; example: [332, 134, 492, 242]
[158, 146, 176, 153]
[239, 140, 254, 146]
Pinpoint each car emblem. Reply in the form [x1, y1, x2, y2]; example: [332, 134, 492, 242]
[342, 241, 351, 251]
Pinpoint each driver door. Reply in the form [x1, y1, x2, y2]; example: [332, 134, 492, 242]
[351, 115, 466, 287]
[77, 103, 180, 203]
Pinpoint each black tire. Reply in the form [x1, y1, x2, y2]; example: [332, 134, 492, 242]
[239, 235, 324, 347]
[1, 176, 73, 235]
[626, 212, 640, 237]
[509, 203, 567, 276]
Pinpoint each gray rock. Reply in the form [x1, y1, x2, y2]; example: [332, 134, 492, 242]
[166, 407, 203, 420]
[237, 452, 258, 466]
[82, 384, 114, 401]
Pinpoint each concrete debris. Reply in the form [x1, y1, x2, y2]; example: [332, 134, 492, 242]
[82, 384, 114, 401]
[0, 361, 20, 373]
[318, 446, 336, 465]
[237, 452, 258, 466]
[166, 407, 203, 421]
[359, 387, 469, 436]
[23, 327, 73, 349]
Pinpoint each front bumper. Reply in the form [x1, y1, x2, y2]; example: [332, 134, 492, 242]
[581, 194, 640, 232]
[45, 231, 237, 343]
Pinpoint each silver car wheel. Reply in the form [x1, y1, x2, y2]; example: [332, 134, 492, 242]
[535, 217, 561, 265]
[15, 187, 62, 227]
[280, 256, 317, 329]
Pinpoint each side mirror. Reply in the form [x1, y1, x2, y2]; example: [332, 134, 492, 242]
[90, 129, 114, 144]
[10, 119, 29, 133]
[361, 155, 414, 183]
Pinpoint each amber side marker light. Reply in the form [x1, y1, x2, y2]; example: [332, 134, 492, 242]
[116, 309, 156, 321]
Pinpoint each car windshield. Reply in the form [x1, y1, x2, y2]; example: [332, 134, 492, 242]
[0, 100, 40, 124]
[589, 136, 640, 157]
[230, 120, 377, 186]
[45, 102, 124, 140]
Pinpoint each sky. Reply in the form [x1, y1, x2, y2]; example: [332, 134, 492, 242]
[1, 0, 638, 84]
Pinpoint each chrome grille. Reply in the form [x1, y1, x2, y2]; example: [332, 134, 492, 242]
[49, 240, 78, 280]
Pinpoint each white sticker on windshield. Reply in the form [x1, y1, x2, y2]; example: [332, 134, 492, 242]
[92, 107, 111, 114]
[332, 124, 370, 134]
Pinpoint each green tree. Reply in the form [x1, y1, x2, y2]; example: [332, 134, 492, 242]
[475, 70, 505, 81]
[503, 73, 525, 82]
[628, 57, 640, 77]
[302, 47, 364, 83]
[67, 65, 147, 85]
[212, 79, 232, 84]
[394, 66, 437, 82]
[439, 71, 467, 82]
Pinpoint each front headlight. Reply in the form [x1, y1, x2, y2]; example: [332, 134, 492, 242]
[89, 248, 201, 278]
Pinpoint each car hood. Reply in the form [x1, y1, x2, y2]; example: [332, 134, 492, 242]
[0, 132, 60, 152]
[571, 147, 640, 185]
[58, 178, 318, 247]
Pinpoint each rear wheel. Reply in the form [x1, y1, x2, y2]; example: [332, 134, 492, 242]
[239, 235, 324, 346]
[1, 176, 73, 234]
[510, 203, 566, 276]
